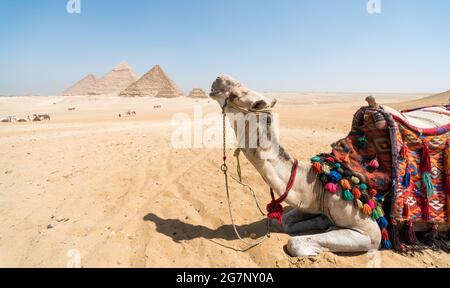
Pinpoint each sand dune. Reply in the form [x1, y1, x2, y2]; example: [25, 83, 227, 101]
[389, 90, 449, 110]
[0, 93, 449, 268]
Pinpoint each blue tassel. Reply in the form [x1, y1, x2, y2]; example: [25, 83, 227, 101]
[376, 194, 385, 203]
[328, 170, 343, 183]
[402, 170, 410, 188]
[422, 172, 434, 197]
[382, 240, 392, 249]
[377, 217, 388, 229]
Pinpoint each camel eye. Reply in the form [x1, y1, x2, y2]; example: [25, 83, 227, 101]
[229, 92, 238, 101]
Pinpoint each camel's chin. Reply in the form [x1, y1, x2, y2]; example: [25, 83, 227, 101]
[209, 90, 222, 100]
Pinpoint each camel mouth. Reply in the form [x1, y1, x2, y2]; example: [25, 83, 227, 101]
[209, 85, 225, 99]
[209, 88, 219, 99]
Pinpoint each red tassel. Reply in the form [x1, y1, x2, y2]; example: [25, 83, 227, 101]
[381, 228, 389, 240]
[406, 221, 419, 244]
[445, 140, 450, 225]
[326, 157, 335, 163]
[401, 142, 409, 159]
[403, 202, 410, 219]
[422, 198, 430, 221]
[444, 140, 450, 196]
[446, 174, 450, 196]
[267, 201, 284, 225]
[420, 140, 431, 173]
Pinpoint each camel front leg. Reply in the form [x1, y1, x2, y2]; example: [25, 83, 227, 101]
[286, 228, 376, 257]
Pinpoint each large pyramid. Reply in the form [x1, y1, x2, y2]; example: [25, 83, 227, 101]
[187, 88, 208, 99]
[61, 74, 97, 96]
[120, 65, 182, 97]
[88, 62, 139, 96]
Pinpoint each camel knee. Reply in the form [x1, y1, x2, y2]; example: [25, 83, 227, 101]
[358, 222, 382, 250]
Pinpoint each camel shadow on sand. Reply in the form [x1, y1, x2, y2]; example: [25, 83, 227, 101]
[143, 212, 370, 256]
[143, 213, 285, 244]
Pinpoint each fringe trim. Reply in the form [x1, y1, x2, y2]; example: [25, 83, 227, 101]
[423, 223, 450, 252]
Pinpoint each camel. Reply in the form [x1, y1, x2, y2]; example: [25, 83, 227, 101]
[38, 114, 51, 121]
[1, 116, 12, 123]
[210, 75, 388, 257]
[31, 115, 41, 122]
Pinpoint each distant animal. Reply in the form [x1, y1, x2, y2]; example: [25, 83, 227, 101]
[17, 118, 27, 122]
[1, 116, 12, 123]
[31, 115, 41, 122]
[38, 114, 51, 121]
[68, 108, 76, 111]
[153, 105, 162, 109]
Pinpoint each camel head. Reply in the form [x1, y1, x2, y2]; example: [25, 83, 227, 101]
[210, 75, 277, 113]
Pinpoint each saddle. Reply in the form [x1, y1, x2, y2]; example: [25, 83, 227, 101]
[311, 104, 450, 250]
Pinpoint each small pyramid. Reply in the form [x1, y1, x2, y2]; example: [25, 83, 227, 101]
[120, 65, 182, 98]
[61, 74, 97, 96]
[187, 88, 208, 99]
[88, 61, 139, 96]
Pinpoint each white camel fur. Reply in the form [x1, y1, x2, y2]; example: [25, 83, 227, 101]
[210, 75, 381, 257]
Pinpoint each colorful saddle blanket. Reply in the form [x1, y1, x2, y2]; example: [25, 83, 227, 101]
[311, 105, 450, 249]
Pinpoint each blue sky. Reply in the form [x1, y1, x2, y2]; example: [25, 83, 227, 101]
[0, 0, 449, 95]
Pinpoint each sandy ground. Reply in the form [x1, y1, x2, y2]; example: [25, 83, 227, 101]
[1, 92, 449, 268]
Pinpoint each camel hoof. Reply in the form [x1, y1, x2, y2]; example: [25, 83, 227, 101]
[287, 237, 322, 257]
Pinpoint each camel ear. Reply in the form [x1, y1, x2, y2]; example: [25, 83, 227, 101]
[270, 99, 277, 108]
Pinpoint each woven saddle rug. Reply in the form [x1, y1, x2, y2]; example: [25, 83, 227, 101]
[310, 105, 450, 250]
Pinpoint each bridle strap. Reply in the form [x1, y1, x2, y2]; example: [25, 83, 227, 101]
[266, 160, 299, 225]
[270, 159, 299, 205]
[227, 100, 273, 115]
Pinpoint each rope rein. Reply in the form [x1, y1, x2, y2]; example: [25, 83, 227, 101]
[221, 102, 271, 250]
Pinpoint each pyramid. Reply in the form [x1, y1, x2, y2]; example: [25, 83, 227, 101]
[187, 88, 208, 99]
[88, 62, 139, 96]
[61, 74, 97, 96]
[120, 65, 182, 97]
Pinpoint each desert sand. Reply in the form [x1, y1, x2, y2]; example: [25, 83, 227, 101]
[0, 92, 449, 268]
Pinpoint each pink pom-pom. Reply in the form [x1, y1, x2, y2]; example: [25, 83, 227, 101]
[367, 199, 376, 209]
[368, 159, 379, 169]
[325, 183, 338, 193]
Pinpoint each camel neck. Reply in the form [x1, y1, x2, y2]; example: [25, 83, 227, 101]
[234, 115, 323, 214]
[234, 112, 293, 190]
